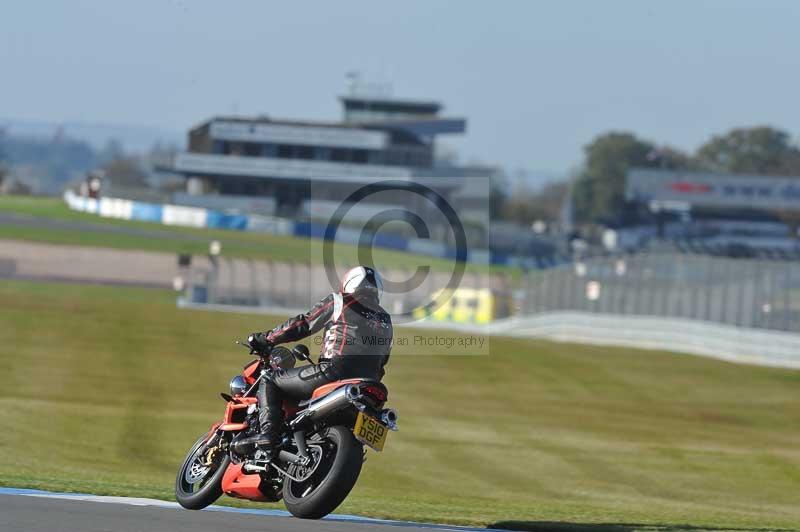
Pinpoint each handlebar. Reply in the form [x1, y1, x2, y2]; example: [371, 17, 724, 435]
[235, 339, 272, 357]
[236, 338, 315, 367]
[236, 339, 286, 376]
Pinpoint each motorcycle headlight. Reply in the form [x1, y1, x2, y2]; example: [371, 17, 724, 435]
[270, 346, 296, 370]
[229, 375, 248, 396]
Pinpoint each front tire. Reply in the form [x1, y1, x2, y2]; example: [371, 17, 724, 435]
[175, 433, 230, 510]
[283, 425, 363, 519]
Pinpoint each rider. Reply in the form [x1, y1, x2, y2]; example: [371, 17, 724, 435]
[233, 266, 393, 456]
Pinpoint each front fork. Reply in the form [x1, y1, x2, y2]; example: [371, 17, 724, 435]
[202, 433, 224, 466]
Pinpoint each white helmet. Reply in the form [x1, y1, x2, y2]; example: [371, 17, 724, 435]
[340, 266, 383, 300]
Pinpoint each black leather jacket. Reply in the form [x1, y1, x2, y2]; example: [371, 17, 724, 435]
[266, 292, 393, 379]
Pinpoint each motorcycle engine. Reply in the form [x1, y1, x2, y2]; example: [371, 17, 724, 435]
[229, 409, 262, 459]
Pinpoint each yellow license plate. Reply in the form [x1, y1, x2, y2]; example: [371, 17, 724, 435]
[353, 411, 388, 452]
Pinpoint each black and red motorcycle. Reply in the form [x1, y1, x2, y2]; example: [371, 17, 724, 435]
[175, 340, 397, 519]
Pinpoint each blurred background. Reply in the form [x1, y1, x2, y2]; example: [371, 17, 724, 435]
[0, 1, 799, 530]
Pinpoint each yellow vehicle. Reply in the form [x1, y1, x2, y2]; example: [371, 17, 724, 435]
[412, 287, 511, 324]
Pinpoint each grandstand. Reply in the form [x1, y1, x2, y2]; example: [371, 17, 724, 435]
[611, 168, 800, 258]
[163, 92, 490, 226]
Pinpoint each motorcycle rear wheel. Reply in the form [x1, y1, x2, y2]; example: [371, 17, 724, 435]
[175, 433, 230, 510]
[282, 425, 363, 519]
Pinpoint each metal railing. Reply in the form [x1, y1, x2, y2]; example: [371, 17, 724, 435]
[183, 258, 517, 318]
[180, 249, 800, 333]
[521, 252, 800, 333]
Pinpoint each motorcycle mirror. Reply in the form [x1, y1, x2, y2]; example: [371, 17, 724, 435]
[292, 344, 312, 362]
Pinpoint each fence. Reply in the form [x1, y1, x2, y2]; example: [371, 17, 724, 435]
[183, 258, 517, 319]
[63, 191, 564, 268]
[521, 252, 800, 333]
[183, 251, 800, 333]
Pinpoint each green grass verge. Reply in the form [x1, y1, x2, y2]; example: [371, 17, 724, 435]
[0, 195, 506, 275]
[0, 279, 798, 530]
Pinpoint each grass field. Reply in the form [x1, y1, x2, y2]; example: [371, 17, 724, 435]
[0, 195, 503, 274]
[0, 279, 798, 530]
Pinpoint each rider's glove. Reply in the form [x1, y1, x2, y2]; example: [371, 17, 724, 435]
[247, 332, 273, 354]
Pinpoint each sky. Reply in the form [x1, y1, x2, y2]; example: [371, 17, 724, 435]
[2, 0, 800, 177]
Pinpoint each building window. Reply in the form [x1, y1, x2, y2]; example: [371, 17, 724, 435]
[331, 149, 349, 162]
[296, 145, 315, 160]
[277, 144, 293, 159]
[243, 143, 261, 156]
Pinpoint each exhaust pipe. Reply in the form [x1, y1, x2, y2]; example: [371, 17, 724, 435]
[380, 408, 399, 431]
[290, 384, 360, 428]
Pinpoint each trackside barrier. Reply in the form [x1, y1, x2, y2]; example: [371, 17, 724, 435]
[65, 190, 250, 231]
[485, 312, 800, 370]
[170, 297, 800, 370]
[64, 191, 553, 266]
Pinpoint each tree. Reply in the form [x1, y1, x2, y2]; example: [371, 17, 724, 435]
[489, 173, 508, 221]
[695, 126, 800, 176]
[572, 132, 691, 223]
[102, 157, 149, 188]
[647, 145, 696, 170]
[98, 138, 125, 164]
[0, 128, 6, 188]
[503, 180, 569, 226]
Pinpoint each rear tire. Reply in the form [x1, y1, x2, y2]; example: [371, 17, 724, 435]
[283, 425, 363, 519]
[175, 433, 230, 510]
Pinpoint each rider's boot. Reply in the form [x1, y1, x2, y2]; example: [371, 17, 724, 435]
[231, 378, 283, 458]
[231, 423, 282, 457]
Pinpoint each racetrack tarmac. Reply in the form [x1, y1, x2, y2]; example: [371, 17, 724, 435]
[0, 491, 499, 532]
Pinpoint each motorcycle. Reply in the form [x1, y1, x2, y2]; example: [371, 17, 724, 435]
[175, 339, 398, 519]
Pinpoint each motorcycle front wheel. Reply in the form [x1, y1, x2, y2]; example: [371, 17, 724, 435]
[175, 433, 230, 510]
[282, 425, 363, 519]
